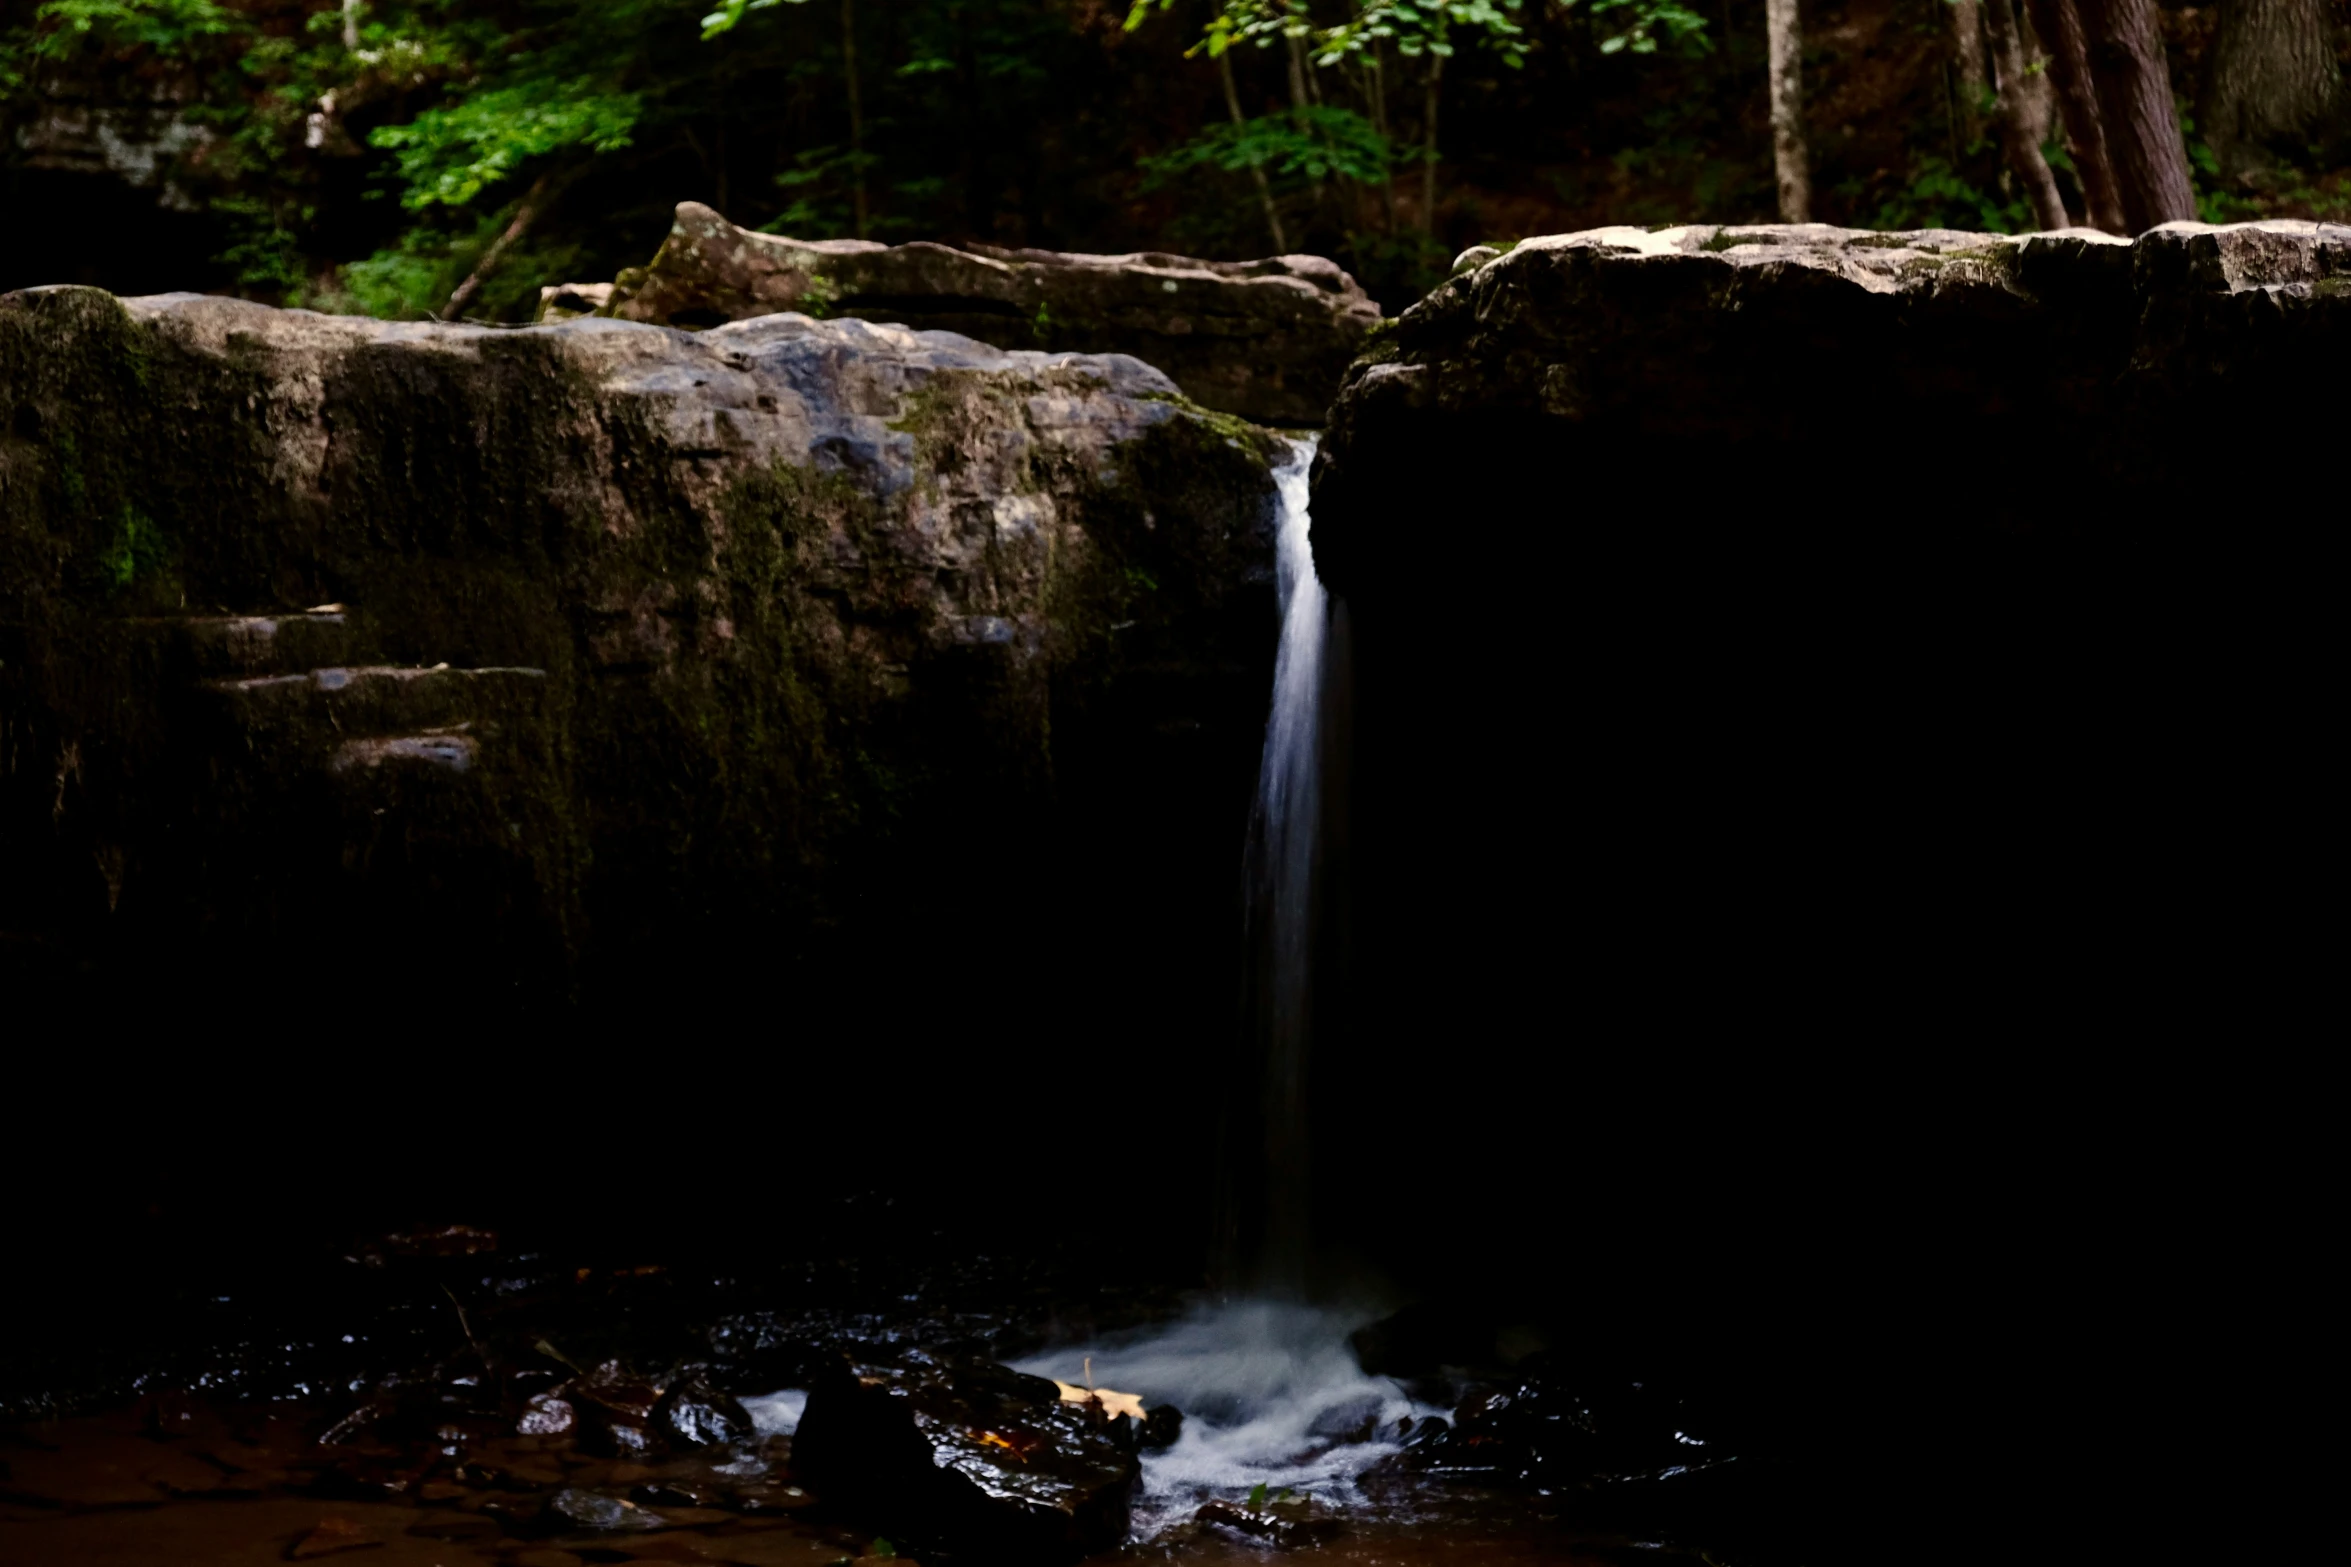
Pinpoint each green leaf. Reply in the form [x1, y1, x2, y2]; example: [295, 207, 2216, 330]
[1247, 1482, 1268, 1508]
[870, 1540, 897, 1559]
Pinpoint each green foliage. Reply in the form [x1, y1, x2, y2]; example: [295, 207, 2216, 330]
[1128, 0, 1533, 69]
[1865, 153, 2029, 233]
[30, 0, 241, 60]
[1583, 0, 1710, 57]
[1141, 106, 1393, 187]
[698, 0, 805, 44]
[371, 82, 639, 210]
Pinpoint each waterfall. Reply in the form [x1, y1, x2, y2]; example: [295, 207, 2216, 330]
[1011, 438, 1449, 1532]
[1245, 434, 1326, 1294]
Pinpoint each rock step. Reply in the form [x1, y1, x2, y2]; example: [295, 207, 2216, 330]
[130, 606, 369, 677]
[204, 665, 552, 761]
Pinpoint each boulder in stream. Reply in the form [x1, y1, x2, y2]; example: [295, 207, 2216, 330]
[791, 1350, 1140, 1563]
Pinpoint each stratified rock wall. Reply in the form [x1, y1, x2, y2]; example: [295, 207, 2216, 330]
[584, 202, 1380, 427]
[0, 288, 1284, 1011]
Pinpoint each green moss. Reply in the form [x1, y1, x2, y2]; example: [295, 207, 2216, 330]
[99, 505, 173, 593]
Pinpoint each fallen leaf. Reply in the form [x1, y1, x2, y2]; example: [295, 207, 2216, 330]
[1049, 1380, 1147, 1422]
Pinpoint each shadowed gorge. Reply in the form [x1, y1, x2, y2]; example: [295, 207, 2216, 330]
[0, 188, 2327, 1567]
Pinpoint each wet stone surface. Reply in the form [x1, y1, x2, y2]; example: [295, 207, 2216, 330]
[0, 1232, 1770, 1567]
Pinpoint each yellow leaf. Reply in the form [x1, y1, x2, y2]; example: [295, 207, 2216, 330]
[1050, 1379, 1148, 1423]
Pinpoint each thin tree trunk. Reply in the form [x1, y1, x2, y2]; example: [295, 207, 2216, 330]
[1985, 0, 2074, 228]
[1288, 34, 1328, 214]
[1368, 44, 1398, 233]
[842, 0, 868, 240]
[2202, 0, 2344, 181]
[1222, 50, 1289, 253]
[2014, 3, 2059, 147]
[2075, 0, 2197, 228]
[1765, 0, 1810, 222]
[1419, 48, 1442, 237]
[445, 171, 558, 320]
[2024, 0, 2128, 229]
[341, 0, 359, 50]
[1952, 0, 1990, 153]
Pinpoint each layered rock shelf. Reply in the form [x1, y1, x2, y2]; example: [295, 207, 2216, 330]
[545, 202, 1380, 426]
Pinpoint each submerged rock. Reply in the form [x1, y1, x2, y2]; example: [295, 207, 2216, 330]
[1193, 1498, 1344, 1549]
[563, 201, 1378, 425]
[792, 1351, 1140, 1563]
[652, 1371, 755, 1449]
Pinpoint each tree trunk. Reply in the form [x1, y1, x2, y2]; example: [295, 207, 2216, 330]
[1420, 47, 1443, 237]
[1221, 51, 1289, 253]
[2014, 3, 2059, 149]
[1985, 0, 2074, 228]
[1765, 0, 1810, 222]
[2023, 0, 2128, 229]
[1951, 0, 1991, 154]
[2075, 0, 2197, 228]
[1367, 44, 1398, 233]
[2201, 0, 2344, 181]
[842, 0, 868, 240]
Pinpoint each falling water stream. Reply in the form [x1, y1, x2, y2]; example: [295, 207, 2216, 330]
[1013, 435, 1448, 1534]
[1246, 433, 1326, 1294]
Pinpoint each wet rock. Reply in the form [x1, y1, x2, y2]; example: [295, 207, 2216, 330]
[1139, 1404, 1182, 1450]
[549, 1486, 666, 1532]
[584, 201, 1380, 424]
[1399, 1356, 1726, 1494]
[518, 1390, 577, 1437]
[628, 1477, 724, 1509]
[731, 1482, 816, 1515]
[573, 1364, 668, 1459]
[792, 1351, 1140, 1562]
[371, 1223, 499, 1260]
[1194, 1499, 1344, 1549]
[1307, 1393, 1386, 1444]
[653, 1372, 755, 1449]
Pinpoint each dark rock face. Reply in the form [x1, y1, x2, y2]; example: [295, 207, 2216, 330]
[578, 202, 1379, 426]
[0, 288, 1283, 1018]
[792, 1351, 1140, 1563]
[1295, 220, 2343, 1407]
